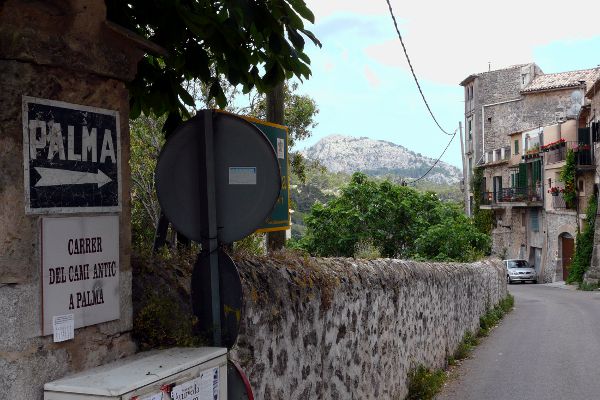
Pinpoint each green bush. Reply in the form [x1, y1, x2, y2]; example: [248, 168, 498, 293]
[478, 294, 514, 337]
[559, 150, 577, 209]
[299, 172, 491, 261]
[406, 365, 446, 400]
[471, 167, 494, 235]
[578, 281, 600, 291]
[451, 331, 478, 364]
[567, 193, 597, 283]
[133, 294, 205, 350]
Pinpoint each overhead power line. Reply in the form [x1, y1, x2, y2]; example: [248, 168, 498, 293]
[408, 128, 457, 185]
[384, 0, 457, 184]
[384, 0, 453, 136]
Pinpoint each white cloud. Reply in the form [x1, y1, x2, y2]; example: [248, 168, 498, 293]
[307, 0, 600, 85]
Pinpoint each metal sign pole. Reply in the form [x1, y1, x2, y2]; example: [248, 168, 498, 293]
[202, 109, 222, 346]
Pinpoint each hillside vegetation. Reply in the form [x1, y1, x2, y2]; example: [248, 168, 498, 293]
[291, 163, 463, 239]
[290, 172, 489, 262]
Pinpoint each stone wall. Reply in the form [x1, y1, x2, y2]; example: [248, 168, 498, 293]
[0, 1, 144, 398]
[229, 256, 507, 399]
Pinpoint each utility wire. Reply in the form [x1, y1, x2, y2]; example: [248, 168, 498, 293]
[385, 0, 458, 183]
[385, 0, 453, 136]
[409, 128, 458, 185]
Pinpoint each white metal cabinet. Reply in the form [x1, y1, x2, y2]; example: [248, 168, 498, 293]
[44, 347, 227, 400]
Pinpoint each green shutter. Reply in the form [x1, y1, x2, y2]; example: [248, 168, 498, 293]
[514, 139, 519, 155]
[518, 163, 527, 188]
[578, 127, 591, 145]
[531, 160, 541, 186]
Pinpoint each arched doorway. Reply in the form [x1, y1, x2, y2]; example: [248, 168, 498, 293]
[559, 233, 575, 281]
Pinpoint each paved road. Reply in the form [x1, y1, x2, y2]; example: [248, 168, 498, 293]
[436, 283, 600, 400]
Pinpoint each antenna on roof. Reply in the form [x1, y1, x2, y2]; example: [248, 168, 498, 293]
[488, 62, 491, 72]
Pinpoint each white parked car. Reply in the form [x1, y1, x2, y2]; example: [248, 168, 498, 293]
[504, 259, 537, 284]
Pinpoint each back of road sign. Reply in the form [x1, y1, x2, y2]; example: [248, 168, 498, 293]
[155, 111, 281, 244]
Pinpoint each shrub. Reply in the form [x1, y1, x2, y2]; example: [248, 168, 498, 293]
[406, 365, 446, 400]
[567, 193, 597, 283]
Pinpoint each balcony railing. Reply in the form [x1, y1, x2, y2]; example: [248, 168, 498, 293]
[481, 187, 543, 205]
[543, 141, 593, 165]
[551, 193, 567, 209]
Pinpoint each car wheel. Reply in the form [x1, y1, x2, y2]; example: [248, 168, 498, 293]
[507, 275, 512, 284]
[533, 279, 537, 284]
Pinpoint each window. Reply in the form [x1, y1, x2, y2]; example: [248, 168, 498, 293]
[530, 210, 539, 232]
[579, 179, 585, 194]
[514, 139, 519, 155]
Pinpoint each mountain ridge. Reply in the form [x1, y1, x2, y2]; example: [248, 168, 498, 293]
[301, 135, 462, 185]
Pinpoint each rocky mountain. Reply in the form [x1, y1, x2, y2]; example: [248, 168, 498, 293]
[301, 135, 462, 185]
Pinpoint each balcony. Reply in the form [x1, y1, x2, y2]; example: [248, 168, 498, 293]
[550, 192, 575, 210]
[551, 193, 567, 209]
[543, 141, 593, 166]
[484, 146, 511, 165]
[481, 187, 543, 207]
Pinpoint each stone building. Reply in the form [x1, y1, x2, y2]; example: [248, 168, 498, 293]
[460, 65, 600, 282]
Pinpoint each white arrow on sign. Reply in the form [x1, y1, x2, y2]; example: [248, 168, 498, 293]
[34, 167, 112, 188]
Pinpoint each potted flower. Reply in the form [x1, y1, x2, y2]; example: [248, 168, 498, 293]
[548, 186, 560, 196]
[578, 144, 590, 151]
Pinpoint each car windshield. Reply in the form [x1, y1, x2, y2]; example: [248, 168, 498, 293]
[507, 260, 530, 269]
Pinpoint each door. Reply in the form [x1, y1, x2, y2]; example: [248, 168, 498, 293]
[493, 176, 502, 202]
[562, 236, 574, 281]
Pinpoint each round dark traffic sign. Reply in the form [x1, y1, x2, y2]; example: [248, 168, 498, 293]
[228, 360, 254, 400]
[191, 249, 243, 349]
[155, 111, 281, 244]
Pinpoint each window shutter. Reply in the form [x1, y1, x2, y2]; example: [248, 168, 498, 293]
[518, 163, 527, 188]
[532, 160, 541, 185]
[578, 127, 591, 145]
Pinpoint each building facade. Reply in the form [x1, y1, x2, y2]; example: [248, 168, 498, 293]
[460, 64, 600, 282]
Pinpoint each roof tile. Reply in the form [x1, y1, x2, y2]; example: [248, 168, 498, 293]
[522, 68, 600, 93]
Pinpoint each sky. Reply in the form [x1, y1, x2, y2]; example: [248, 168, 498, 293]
[290, 0, 600, 168]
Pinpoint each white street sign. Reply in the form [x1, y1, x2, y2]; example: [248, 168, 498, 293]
[41, 215, 120, 335]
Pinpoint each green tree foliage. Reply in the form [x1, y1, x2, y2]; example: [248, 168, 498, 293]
[471, 167, 494, 234]
[298, 173, 490, 261]
[567, 193, 597, 283]
[130, 114, 166, 251]
[559, 149, 577, 208]
[247, 81, 318, 182]
[106, 0, 321, 131]
[414, 215, 490, 262]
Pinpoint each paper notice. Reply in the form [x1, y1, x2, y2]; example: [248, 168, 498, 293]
[170, 367, 219, 400]
[229, 167, 257, 185]
[277, 138, 285, 159]
[52, 314, 74, 342]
